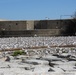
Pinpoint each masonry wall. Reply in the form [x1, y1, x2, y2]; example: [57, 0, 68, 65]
[1, 29, 61, 37]
[34, 20, 47, 29]
[26, 21, 34, 30]
[0, 19, 76, 37]
[0, 21, 27, 31]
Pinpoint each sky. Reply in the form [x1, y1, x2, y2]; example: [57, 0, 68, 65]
[0, 0, 76, 20]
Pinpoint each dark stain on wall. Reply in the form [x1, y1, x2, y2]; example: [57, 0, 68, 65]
[61, 19, 76, 36]
[34, 20, 47, 29]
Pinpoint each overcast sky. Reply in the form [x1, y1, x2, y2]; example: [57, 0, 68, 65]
[0, 0, 76, 20]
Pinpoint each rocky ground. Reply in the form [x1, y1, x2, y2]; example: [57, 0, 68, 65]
[0, 47, 76, 75]
[0, 36, 76, 75]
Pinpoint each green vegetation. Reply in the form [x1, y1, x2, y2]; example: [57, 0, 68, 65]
[12, 50, 26, 56]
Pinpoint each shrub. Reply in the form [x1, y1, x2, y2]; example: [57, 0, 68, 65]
[12, 50, 26, 56]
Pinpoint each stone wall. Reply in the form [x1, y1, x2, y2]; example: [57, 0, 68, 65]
[34, 20, 47, 29]
[0, 19, 76, 37]
[0, 29, 61, 37]
[0, 21, 27, 31]
[26, 21, 34, 30]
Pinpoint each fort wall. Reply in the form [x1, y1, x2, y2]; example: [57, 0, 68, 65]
[0, 19, 76, 37]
